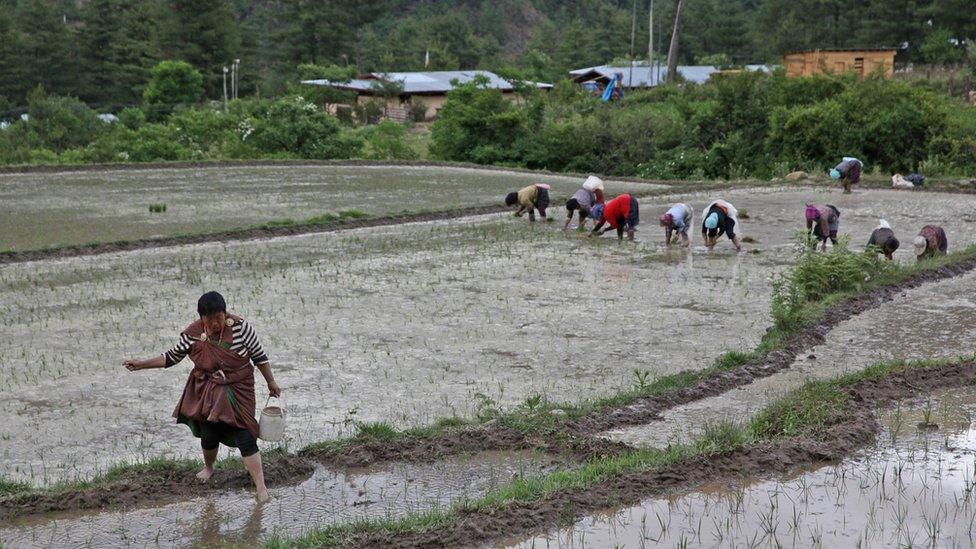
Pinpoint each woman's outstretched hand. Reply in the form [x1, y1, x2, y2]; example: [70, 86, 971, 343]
[123, 359, 141, 371]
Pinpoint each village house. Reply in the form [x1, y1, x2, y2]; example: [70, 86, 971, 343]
[568, 64, 770, 93]
[302, 70, 552, 121]
[782, 48, 897, 79]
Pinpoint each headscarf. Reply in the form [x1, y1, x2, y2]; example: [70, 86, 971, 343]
[804, 204, 820, 220]
[705, 212, 719, 229]
[829, 169, 841, 180]
[659, 213, 673, 227]
[913, 235, 927, 256]
[505, 192, 518, 206]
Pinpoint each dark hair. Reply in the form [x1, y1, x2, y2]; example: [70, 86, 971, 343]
[197, 291, 227, 317]
[505, 192, 518, 206]
[884, 237, 900, 254]
[565, 198, 579, 211]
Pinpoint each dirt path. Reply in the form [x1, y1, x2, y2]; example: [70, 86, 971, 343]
[346, 360, 976, 548]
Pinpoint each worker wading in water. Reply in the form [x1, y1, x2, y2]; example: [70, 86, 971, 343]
[506, 183, 551, 222]
[914, 225, 948, 260]
[867, 219, 899, 260]
[805, 204, 841, 250]
[123, 291, 281, 502]
[660, 203, 693, 248]
[590, 193, 639, 241]
[830, 157, 863, 194]
[701, 199, 742, 252]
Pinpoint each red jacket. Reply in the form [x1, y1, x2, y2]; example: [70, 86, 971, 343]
[601, 194, 631, 229]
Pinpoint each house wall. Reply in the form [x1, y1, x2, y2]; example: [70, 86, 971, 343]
[783, 50, 895, 79]
[355, 91, 521, 121]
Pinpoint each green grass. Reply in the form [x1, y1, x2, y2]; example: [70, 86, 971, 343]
[259, 209, 369, 230]
[271, 356, 965, 547]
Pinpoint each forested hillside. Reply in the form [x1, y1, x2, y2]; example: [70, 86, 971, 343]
[1, 0, 974, 112]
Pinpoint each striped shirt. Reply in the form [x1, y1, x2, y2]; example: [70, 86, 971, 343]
[164, 319, 269, 367]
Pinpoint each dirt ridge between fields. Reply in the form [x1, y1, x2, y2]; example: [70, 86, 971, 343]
[345, 360, 976, 548]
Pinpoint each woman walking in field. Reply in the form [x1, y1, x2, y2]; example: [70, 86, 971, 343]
[123, 291, 281, 502]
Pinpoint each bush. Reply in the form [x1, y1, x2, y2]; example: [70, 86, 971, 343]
[118, 107, 146, 130]
[248, 96, 362, 159]
[23, 87, 105, 152]
[143, 60, 204, 120]
[359, 120, 417, 160]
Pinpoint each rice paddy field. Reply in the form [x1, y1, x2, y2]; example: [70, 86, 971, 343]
[4, 163, 976, 548]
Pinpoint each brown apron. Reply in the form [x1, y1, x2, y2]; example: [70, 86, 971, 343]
[172, 316, 259, 446]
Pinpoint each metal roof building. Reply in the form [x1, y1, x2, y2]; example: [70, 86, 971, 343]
[303, 70, 552, 96]
[569, 64, 771, 88]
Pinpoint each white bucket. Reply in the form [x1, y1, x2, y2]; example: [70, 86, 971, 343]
[259, 397, 286, 442]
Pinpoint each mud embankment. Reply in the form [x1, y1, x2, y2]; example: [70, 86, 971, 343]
[348, 360, 976, 548]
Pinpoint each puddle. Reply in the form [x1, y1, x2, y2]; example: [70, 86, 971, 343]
[515, 387, 976, 548]
[602, 267, 976, 450]
[2, 187, 976, 484]
[0, 450, 561, 548]
[0, 164, 662, 251]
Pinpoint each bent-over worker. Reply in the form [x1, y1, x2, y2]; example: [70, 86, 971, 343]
[914, 225, 948, 260]
[701, 199, 742, 252]
[505, 183, 551, 222]
[830, 157, 863, 194]
[805, 204, 841, 250]
[660, 203, 693, 247]
[867, 219, 899, 260]
[590, 193, 639, 241]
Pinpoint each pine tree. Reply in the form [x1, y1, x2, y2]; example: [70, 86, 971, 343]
[157, 0, 242, 97]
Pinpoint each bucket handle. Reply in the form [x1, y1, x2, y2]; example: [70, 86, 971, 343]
[264, 395, 286, 414]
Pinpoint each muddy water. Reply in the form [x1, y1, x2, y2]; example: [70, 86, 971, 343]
[603, 266, 976, 450]
[515, 388, 976, 548]
[0, 164, 660, 251]
[1, 187, 974, 484]
[0, 450, 558, 548]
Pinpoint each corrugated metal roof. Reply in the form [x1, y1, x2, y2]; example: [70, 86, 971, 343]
[570, 64, 771, 87]
[302, 70, 552, 95]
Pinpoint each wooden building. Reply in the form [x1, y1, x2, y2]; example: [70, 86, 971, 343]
[783, 49, 897, 79]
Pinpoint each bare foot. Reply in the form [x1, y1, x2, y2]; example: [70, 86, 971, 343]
[256, 489, 271, 503]
[196, 467, 214, 481]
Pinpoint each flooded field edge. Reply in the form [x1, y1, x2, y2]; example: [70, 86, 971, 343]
[4, 250, 976, 521]
[337, 359, 976, 549]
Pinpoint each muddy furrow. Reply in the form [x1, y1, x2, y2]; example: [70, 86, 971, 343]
[567, 256, 976, 436]
[348, 360, 976, 548]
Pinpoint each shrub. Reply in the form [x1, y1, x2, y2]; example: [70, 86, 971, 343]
[143, 60, 204, 120]
[23, 87, 105, 152]
[248, 96, 362, 159]
[118, 107, 146, 131]
[359, 120, 417, 160]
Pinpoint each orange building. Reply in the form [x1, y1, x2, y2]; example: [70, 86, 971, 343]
[783, 48, 897, 79]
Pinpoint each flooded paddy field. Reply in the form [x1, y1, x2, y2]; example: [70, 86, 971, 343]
[1, 186, 974, 485]
[0, 449, 559, 547]
[516, 387, 976, 549]
[603, 264, 976, 450]
[0, 164, 659, 251]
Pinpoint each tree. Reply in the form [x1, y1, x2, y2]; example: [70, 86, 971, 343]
[920, 28, 965, 65]
[23, 86, 105, 152]
[143, 60, 204, 119]
[78, 0, 159, 108]
[9, 0, 81, 100]
[157, 0, 241, 97]
[665, 0, 686, 81]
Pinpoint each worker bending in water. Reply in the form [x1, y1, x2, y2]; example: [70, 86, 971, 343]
[867, 219, 899, 260]
[590, 193, 639, 241]
[660, 203, 693, 247]
[505, 183, 550, 222]
[805, 204, 841, 250]
[701, 199, 742, 252]
[914, 225, 948, 260]
[830, 157, 863, 194]
[564, 185, 598, 232]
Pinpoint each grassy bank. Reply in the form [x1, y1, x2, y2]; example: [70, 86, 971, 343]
[269, 354, 970, 547]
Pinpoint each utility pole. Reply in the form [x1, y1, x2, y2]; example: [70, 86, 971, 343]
[629, 0, 637, 90]
[666, 0, 686, 82]
[222, 66, 229, 111]
[648, 0, 654, 86]
[233, 59, 240, 100]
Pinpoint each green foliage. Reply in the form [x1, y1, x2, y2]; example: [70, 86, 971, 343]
[22, 87, 106, 153]
[117, 107, 146, 130]
[143, 61, 204, 119]
[359, 121, 418, 160]
[920, 29, 966, 65]
[771, 234, 895, 330]
[248, 96, 362, 159]
[429, 76, 527, 165]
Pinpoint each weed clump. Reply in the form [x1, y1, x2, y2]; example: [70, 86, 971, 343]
[148, 203, 167, 213]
